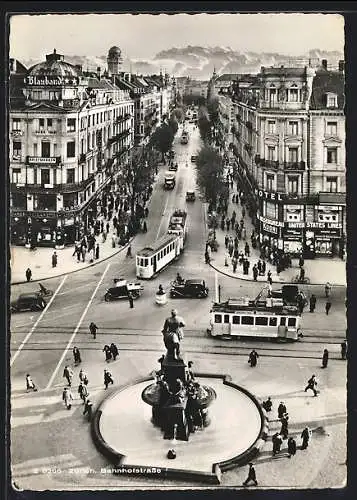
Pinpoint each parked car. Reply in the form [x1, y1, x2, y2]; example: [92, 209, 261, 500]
[271, 285, 307, 306]
[169, 163, 178, 171]
[11, 293, 46, 313]
[191, 155, 197, 162]
[186, 191, 196, 202]
[169, 150, 175, 159]
[164, 173, 176, 189]
[170, 279, 209, 299]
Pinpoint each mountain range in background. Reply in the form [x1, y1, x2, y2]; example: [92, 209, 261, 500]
[19, 46, 344, 80]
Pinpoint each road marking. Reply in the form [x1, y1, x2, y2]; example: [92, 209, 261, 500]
[155, 195, 170, 241]
[10, 276, 67, 367]
[45, 263, 110, 390]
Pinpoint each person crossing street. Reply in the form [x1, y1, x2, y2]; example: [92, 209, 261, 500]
[79, 369, 89, 385]
[248, 349, 259, 367]
[25, 268, 32, 282]
[26, 374, 37, 392]
[242, 463, 258, 486]
[301, 426, 312, 450]
[78, 381, 89, 404]
[104, 369, 114, 389]
[110, 343, 119, 361]
[304, 374, 318, 396]
[62, 387, 73, 409]
[83, 398, 93, 421]
[89, 322, 98, 339]
[63, 366, 73, 386]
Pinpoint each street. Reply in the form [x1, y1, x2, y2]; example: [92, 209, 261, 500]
[10, 124, 347, 489]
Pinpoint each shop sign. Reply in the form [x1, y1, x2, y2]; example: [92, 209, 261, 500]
[27, 156, 59, 165]
[315, 228, 341, 238]
[12, 210, 57, 219]
[284, 228, 303, 238]
[254, 188, 284, 201]
[258, 214, 284, 227]
[286, 221, 342, 229]
[262, 222, 278, 235]
[24, 75, 79, 86]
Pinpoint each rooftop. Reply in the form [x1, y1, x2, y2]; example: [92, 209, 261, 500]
[310, 70, 345, 110]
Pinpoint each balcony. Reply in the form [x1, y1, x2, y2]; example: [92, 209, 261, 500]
[257, 159, 279, 169]
[34, 129, 57, 135]
[283, 161, 305, 171]
[115, 114, 131, 124]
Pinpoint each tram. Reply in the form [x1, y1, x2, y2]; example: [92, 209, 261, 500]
[136, 233, 184, 279]
[207, 295, 302, 341]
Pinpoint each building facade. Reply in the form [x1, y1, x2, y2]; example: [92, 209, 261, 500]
[222, 60, 345, 259]
[10, 49, 134, 247]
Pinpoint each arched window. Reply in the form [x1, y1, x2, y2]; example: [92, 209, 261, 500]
[289, 84, 299, 102]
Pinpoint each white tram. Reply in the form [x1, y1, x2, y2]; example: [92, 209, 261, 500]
[207, 296, 302, 341]
[136, 233, 184, 279]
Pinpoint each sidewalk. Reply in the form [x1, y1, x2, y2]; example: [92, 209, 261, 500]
[206, 190, 346, 287]
[10, 226, 132, 285]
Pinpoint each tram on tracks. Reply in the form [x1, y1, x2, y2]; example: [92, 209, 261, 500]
[136, 233, 184, 279]
[207, 289, 302, 341]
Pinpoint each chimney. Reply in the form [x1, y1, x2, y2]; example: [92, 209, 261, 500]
[97, 67, 101, 80]
[338, 60, 345, 73]
[322, 59, 328, 70]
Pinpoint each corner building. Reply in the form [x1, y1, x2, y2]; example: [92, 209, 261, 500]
[9, 49, 134, 247]
[228, 59, 345, 259]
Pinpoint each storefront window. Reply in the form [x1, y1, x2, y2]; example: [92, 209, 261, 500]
[37, 194, 56, 210]
[11, 193, 27, 209]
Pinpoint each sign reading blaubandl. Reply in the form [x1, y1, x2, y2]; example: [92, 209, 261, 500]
[28, 157, 58, 164]
[24, 75, 79, 86]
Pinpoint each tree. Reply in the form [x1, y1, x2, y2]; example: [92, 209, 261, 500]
[183, 94, 206, 107]
[120, 146, 156, 214]
[168, 115, 179, 135]
[149, 123, 175, 162]
[207, 97, 219, 126]
[172, 107, 185, 123]
[197, 115, 212, 143]
[195, 146, 225, 206]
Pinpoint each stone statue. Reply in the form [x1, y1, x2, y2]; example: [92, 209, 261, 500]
[162, 309, 186, 360]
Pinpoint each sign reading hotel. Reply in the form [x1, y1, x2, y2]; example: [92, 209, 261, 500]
[24, 75, 79, 86]
[254, 188, 284, 201]
[27, 156, 59, 165]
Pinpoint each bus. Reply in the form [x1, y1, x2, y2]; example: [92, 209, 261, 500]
[136, 233, 184, 279]
[207, 296, 302, 341]
[167, 209, 188, 241]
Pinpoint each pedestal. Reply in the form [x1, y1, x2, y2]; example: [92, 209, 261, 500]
[163, 400, 189, 441]
[162, 356, 187, 392]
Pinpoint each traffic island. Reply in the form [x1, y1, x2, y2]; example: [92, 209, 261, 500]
[91, 374, 268, 484]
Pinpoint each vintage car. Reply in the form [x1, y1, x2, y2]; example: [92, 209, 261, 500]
[169, 163, 178, 171]
[164, 172, 176, 189]
[186, 191, 196, 202]
[104, 279, 144, 301]
[191, 155, 197, 162]
[168, 150, 175, 159]
[170, 279, 209, 299]
[10, 292, 47, 313]
[271, 285, 307, 306]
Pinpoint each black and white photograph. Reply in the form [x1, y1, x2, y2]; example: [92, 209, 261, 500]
[8, 11, 347, 490]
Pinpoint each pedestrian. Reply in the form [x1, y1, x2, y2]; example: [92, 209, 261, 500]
[110, 343, 119, 361]
[325, 300, 331, 315]
[253, 264, 258, 281]
[106, 222, 110, 234]
[242, 207, 246, 219]
[142, 220, 148, 233]
[52, 251, 58, 268]
[309, 294, 317, 313]
[299, 254, 304, 268]
[72, 346, 81, 365]
[232, 257, 238, 273]
[261, 260, 266, 275]
[262, 397, 272, 412]
[278, 401, 287, 419]
[126, 245, 132, 258]
[304, 374, 318, 396]
[79, 369, 89, 385]
[26, 373, 37, 392]
[325, 282, 331, 298]
[104, 369, 114, 389]
[322, 348, 329, 368]
[248, 349, 259, 367]
[287, 436, 297, 458]
[25, 268, 32, 282]
[242, 463, 258, 487]
[95, 244, 99, 260]
[103, 344, 112, 362]
[62, 387, 73, 409]
[301, 426, 312, 450]
[128, 292, 134, 309]
[267, 270, 272, 285]
[63, 365, 73, 386]
[244, 242, 250, 257]
[205, 249, 210, 264]
[225, 234, 229, 248]
[83, 398, 93, 421]
[78, 381, 89, 404]
[89, 322, 98, 339]
[280, 414, 289, 439]
[272, 432, 283, 455]
[341, 339, 347, 360]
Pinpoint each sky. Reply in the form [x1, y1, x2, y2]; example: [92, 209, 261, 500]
[9, 12, 344, 63]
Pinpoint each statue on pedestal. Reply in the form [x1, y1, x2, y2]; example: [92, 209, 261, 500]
[162, 309, 186, 360]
